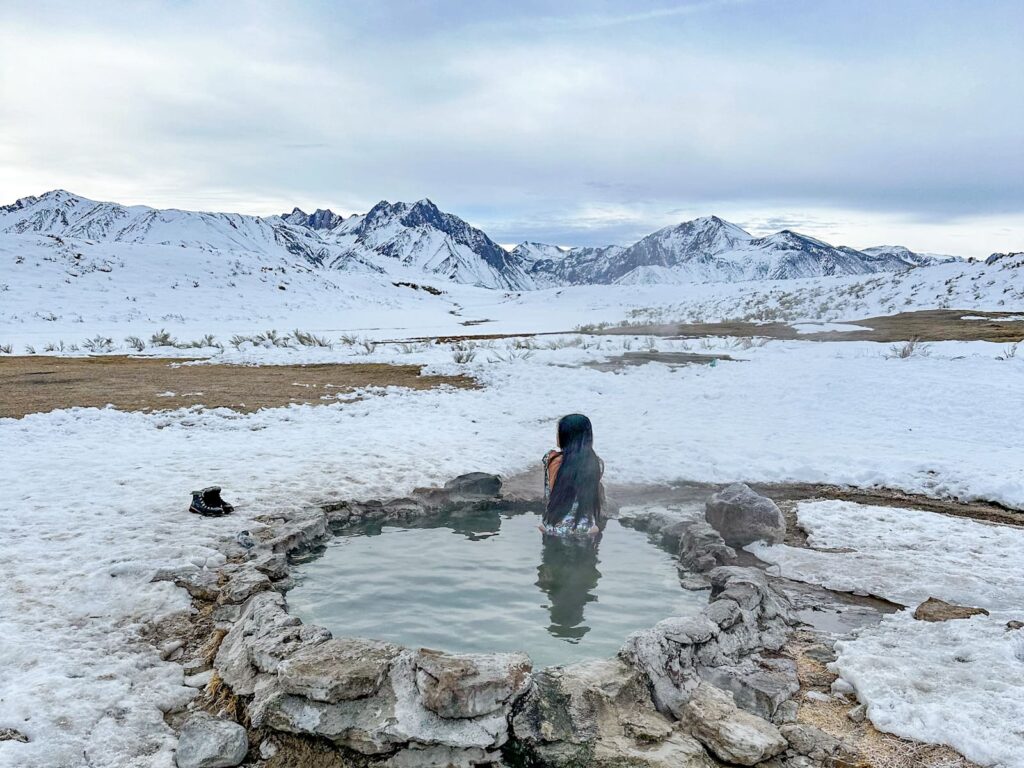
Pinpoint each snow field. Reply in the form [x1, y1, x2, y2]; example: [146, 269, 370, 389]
[750, 501, 1024, 767]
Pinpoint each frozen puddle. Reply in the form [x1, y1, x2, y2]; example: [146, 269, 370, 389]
[750, 500, 1024, 768]
[287, 509, 705, 668]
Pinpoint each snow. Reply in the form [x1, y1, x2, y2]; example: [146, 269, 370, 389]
[749, 501, 1024, 767]
[2, 194, 1023, 766]
[791, 322, 870, 333]
[2, 334, 1023, 766]
[962, 314, 1024, 322]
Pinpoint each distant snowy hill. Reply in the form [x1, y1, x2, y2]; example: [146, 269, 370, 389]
[518, 217, 958, 286]
[0, 191, 531, 289]
[861, 245, 959, 268]
[1, 190, 964, 294]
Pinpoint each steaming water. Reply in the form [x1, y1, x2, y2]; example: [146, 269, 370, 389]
[287, 510, 705, 668]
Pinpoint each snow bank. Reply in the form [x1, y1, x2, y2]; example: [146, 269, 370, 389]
[750, 501, 1024, 767]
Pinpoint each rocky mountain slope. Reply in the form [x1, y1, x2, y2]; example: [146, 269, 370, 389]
[515, 217, 957, 286]
[1, 190, 962, 292]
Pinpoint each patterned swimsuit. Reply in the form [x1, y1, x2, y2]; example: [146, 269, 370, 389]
[542, 453, 594, 536]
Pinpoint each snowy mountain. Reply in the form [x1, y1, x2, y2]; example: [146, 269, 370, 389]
[520, 217, 957, 286]
[324, 199, 533, 290]
[1, 191, 964, 293]
[861, 245, 959, 268]
[280, 207, 345, 230]
[511, 242, 627, 288]
[0, 191, 530, 289]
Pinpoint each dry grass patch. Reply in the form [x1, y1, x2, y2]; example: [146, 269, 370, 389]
[592, 309, 1024, 344]
[0, 356, 476, 418]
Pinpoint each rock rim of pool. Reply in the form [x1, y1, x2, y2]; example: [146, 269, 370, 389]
[168, 475, 817, 768]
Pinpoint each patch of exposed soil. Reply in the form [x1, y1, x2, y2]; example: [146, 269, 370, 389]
[594, 308, 1024, 343]
[0, 356, 476, 418]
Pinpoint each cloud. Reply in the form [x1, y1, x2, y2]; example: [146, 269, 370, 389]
[0, 0, 1021, 257]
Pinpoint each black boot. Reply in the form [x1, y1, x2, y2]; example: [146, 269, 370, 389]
[203, 486, 234, 514]
[189, 486, 231, 516]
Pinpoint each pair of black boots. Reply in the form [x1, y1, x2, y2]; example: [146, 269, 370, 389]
[189, 486, 234, 517]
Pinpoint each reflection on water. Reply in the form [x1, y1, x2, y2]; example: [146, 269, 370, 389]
[288, 510, 704, 667]
[536, 534, 601, 641]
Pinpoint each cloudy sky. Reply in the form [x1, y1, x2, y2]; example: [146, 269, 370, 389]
[1, 0, 1021, 257]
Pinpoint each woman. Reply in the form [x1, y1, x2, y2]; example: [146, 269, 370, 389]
[541, 414, 604, 537]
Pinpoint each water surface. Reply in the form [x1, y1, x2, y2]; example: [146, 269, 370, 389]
[288, 511, 704, 668]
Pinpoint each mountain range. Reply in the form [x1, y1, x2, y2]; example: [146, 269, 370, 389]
[0, 190, 958, 291]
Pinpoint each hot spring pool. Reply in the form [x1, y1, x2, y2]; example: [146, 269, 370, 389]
[287, 510, 705, 668]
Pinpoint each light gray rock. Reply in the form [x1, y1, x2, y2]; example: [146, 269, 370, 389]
[679, 682, 786, 766]
[383, 744, 499, 767]
[705, 483, 785, 547]
[277, 637, 400, 703]
[248, 551, 289, 581]
[153, 567, 221, 601]
[679, 520, 737, 572]
[254, 649, 520, 756]
[698, 657, 799, 723]
[847, 703, 867, 723]
[175, 713, 248, 768]
[217, 565, 271, 605]
[513, 658, 715, 767]
[414, 649, 532, 719]
[780, 722, 859, 763]
[622, 567, 795, 719]
[0, 728, 28, 743]
[215, 591, 328, 697]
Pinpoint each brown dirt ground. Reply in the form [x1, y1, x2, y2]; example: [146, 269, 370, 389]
[0, 356, 475, 419]
[595, 308, 1024, 343]
[786, 630, 982, 768]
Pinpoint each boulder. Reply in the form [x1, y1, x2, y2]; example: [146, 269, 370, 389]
[697, 657, 799, 723]
[175, 713, 248, 768]
[680, 683, 786, 766]
[414, 649, 532, 719]
[444, 473, 502, 497]
[0, 728, 28, 743]
[679, 521, 737, 572]
[705, 484, 785, 547]
[512, 659, 715, 767]
[277, 637, 401, 703]
[913, 597, 990, 622]
[217, 565, 271, 605]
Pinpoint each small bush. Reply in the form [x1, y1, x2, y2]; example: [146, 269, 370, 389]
[360, 339, 377, 354]
[338, 333, 359, 346]
[150, 329, 177, 347]
[451, 341, 477, 364]
[887, 338, 930, 359]
[82, 335, 114, 353]
[0, 344, 12, 354]
[230, 334, 251, 350]
[293, 329, 332, 348]
[125, 336, 146, 352]
[997, 342, 1019, 361]
[25, 345, 36, 354]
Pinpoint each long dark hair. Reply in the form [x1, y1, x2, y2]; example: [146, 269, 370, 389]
[544, 414, 603, 526]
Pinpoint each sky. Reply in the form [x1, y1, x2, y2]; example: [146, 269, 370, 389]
[1, 0, 1022, 257]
